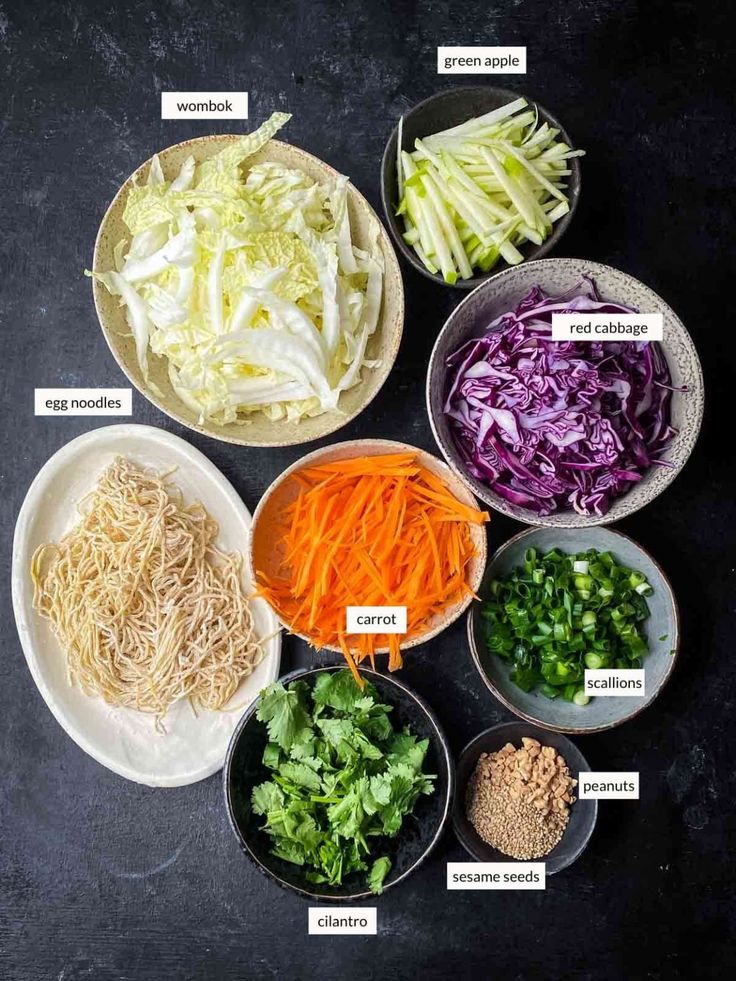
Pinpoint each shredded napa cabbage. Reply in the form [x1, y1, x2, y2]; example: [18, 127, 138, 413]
[90, 112, 384, 424]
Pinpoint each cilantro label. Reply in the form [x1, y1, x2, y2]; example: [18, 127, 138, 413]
[308, 908, 377, 935]
[447, 862, 546, 890]
[346, 606, 407, 634]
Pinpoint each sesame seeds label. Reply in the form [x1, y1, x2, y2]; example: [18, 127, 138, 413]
[447, 862, 546, 890]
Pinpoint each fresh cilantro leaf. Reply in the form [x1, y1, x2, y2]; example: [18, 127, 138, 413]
[368, 772, 392, 808]
[368, 856, 392, 895]
[327, 778, 371, 839]
[256, 681, 310, 751]
[272, 839, 306, 866]
[278, 762, 323, 793]
[251, 781, 285, 816]
[316, 717, 354, 748]
[351, 728, 384, 760]
[358, 707, 394, 743]
[262, 742, 282, 770]
[316, 717, 383, 761]
[385, 732, 429, 772]
[312, 670, 367, 713]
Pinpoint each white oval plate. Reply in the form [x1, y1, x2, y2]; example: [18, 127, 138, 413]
[12, 424, 281, 787]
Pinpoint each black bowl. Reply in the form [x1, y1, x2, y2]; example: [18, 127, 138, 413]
[223, 665, 454, 900]
[380, 86, 582, 290]
[453, 722, 597, 874]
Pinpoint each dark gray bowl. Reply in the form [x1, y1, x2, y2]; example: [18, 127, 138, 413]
[223, 665, 454, 901]
[467, 526, 680, 734]
[453, 721, 597, 874]
[380, 86, 582, 289]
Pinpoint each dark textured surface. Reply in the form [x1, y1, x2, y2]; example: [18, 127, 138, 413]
[1, 1, 734, 978]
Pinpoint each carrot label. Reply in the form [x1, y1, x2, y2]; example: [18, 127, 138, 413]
[346, 607, 407, 634]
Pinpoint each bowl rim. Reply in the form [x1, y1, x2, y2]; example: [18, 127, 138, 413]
[247, 437, 488, 655]
[92, 134, 405, 448]
[466, 524, 681, 734]
[426, 256, 705, 527]
[380, 84, 582, 290]
[451, 720, 598, 873]
[222, 663, 455, 901]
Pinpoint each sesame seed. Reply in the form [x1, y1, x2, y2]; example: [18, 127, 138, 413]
[466, 738, 577, 860]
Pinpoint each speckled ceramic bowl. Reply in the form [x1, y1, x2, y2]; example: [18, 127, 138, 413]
[427, 258, 704, 527]
[92, 135, 404, 447]
[224, 665, 454, 900]
[249, 438, 488, 654]
[467, 526, 679, 734]
[380, 86, 582, 289]
[453, 721, 597, 874]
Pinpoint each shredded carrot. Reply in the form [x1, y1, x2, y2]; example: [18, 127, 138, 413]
[256, 453, 489, 675]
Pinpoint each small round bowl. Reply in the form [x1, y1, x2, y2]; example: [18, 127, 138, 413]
[380, 86, 582, 290]
[453, 721, 597, 874]
[223, 665, 454, 900]
[467, 526, 679, 735]
[92, 135, 404, 447]
[249, 438, 488, 654]
[427, 257, 704, 527]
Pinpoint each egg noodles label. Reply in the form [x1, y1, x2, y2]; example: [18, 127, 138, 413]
[34, 388, 132, 416]
[551, 313, 663, 341]
[346, 606, 407, 634]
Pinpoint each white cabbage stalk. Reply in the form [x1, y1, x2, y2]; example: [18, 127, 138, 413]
[89, 112, 383, 425]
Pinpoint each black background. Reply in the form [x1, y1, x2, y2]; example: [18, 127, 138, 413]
[2, 1, 734, 978]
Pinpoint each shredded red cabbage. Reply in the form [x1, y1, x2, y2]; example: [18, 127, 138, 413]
[445, 278, 678, 517]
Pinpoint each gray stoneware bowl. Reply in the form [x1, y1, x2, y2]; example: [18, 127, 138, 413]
[380, 86, 582, 289]
[223, 665, 454, 901]
[427, 258, 705, 527]
[467, 526, 679, 734]
[453, 721, 597, 874]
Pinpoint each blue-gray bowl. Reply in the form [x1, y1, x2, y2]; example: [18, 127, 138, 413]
[467, 526, 679, 734]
